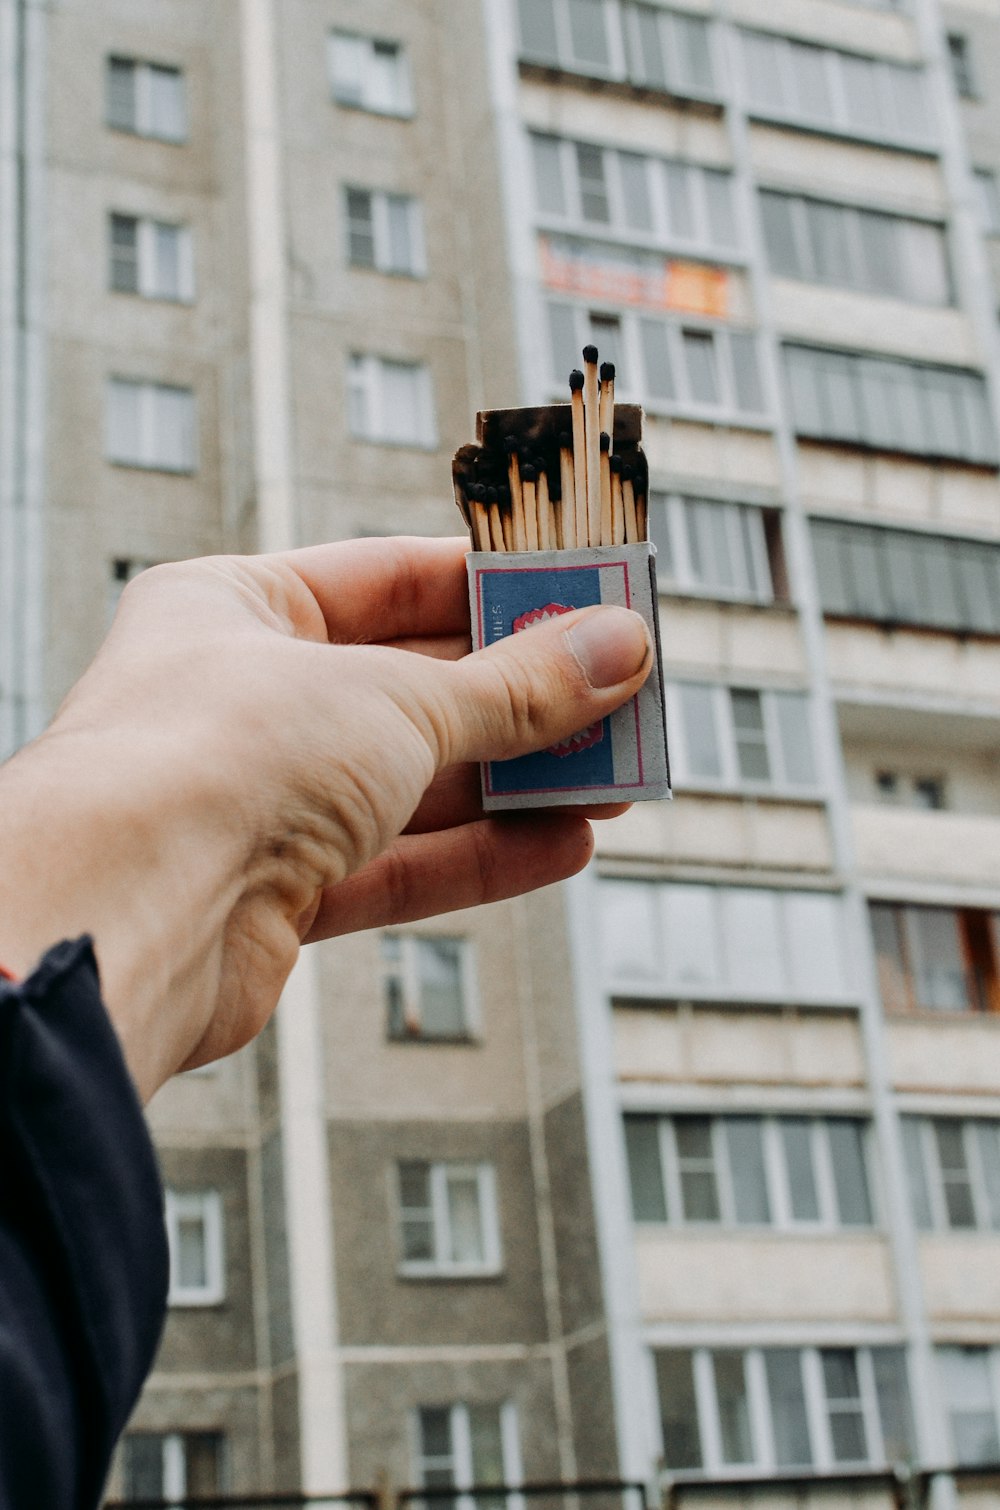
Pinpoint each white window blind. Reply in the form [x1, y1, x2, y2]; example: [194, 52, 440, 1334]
[106, 57, 187, 142]
[347, 355, 437, 448]
[739, 32, 933, 150]
[598, 880, 853, 1003]
[165, 1190, 224, 1305]
[106, 379, 197, 473]
[397, 1161, 501, 1276]
[329, 31, 412, 115]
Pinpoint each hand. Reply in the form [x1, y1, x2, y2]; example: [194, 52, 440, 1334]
[0, 536, 652, 1100]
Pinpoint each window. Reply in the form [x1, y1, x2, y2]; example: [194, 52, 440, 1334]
[739, 32, 933, 149]
[812, 519, 1000, 634]
[415, 1402, 521, 1510]
[547, 302, 765, 418]
[650, 495, 786, 603]
[347, 355, 436, 448]
[902, 1118, 1000, 1232]
[947, 34, 976, 99]
[397, 1161, 501, 1276]
[787, 347, 997, 465]
[108, 214, 194, 301]
[329, 31, 412, 116]
[655, 1345, 913, 1474]
[760, 192, 951, 306]
[165, 1190, 224, 1305]
[669, 682, 816, 792]
[106, 57, 187, 143]
[938, 1349, 1000, 1466]
[871, 902, 1000, 1014]
[973, 169, 1000, 235]
[874, 771, 946, 810]
[105, 379, 197, 473]
[344, 187, 425, 276]
[108, 557, 159, 624]
[599, 880, 853, 1003]
[530, 134, 739, 253]
[517, 0, 717, 100]
[381, 934, 475, 1041]
[626, 1114, 874, 1229]
[122, 1433, 225, 1503]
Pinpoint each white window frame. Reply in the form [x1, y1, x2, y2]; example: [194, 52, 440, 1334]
[598, 879, 855, 1006]
[937, 1346, 1000, 1466]
[518, 0, 718, 101]
[530, 133, 741, 260]
[105, 378, 199, 474]
[633, 1115, 873, 1232]
[107, 58, 188, 143]
[342, 186, 427, 276]
[347, 354, 438, 449]
[397, 1161, 502, 1278]
[412, 1401, 523, 1510]
[906, 1118, 1000, 1233]
[973, 168, 1000, 235]
[109, 213, 195, 302]
[738, 31, 934, 151]
[656, 1344, 909, 1478]
[328, 30, 413, 117]
[165, 1190, 225, 1307]
[381, 934, 479, 1041]
[546, 300, 768, 423]
[650, 493, 775, 604]
[667, 680, 818, 795]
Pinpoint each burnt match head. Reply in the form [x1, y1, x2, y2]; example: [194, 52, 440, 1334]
[568, 369, 585, 392]
[504, 434, 519, 454]
[582, 344, 599, 364]
[485, 486, 498, 504]
[621, 462, 634, 482]
[610, 453, 623, 474]
[497, 484, 511, 506]
[600, 362, 616, 382]
[600, 431, 611, 453]
[521, 463, 538, 483]
[474, 483, 489, 502]
[558, 430, 572, 450]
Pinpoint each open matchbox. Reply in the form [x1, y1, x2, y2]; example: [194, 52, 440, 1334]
[454, 396, 671, 812]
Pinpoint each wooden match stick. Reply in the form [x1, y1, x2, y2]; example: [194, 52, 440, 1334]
[558, 431, 576, 548]
[599, 431, 612, 547]
[483, 485, 505, 552]
[471, 486, 491, 551]
[582, 345, 601, 548]
[635, 484, 648, 542]
[568, 370, 588, 547]
[599, 361, 616, 453]
[505, 435, 524, 540]
[522, 463, 539, 551]
[550, 474, 564, 550]
[537, 466, 553, 550]
[621, 465, 639, 545]
[610, 454, 626, 546]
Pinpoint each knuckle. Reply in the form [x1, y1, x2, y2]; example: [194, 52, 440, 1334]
[494, 654, 556, 745]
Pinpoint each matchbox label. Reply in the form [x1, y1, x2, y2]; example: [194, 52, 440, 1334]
[471, 548, 669, 806]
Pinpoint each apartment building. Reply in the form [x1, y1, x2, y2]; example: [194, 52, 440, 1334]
[0, 0, 998, 1505]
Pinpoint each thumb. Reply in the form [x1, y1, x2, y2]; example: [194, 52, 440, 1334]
[434, 603, 653, 766]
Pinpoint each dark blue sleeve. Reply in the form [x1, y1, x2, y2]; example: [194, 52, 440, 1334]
[0, 938, 169, 1509]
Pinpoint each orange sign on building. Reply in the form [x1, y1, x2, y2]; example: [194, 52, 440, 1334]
[540, 236, 729, 319]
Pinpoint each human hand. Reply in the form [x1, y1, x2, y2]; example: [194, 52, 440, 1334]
[0, 536, 652, 1100]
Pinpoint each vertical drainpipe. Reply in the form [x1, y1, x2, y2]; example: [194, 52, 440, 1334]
[717, 6, 955, 1506]
[239, 0, 349, 1491]
[0, 0, 46, 761]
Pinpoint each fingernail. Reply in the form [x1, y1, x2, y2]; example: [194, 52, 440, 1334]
[565, 607, 651, 689]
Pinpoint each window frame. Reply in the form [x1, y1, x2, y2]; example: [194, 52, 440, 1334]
[937, 1347, 1000, 1466]
[381, 933, 479, 1042]
[667, 679, 819, 795]
[342, 185, 427, 277]
[903, 1117, 1000, 1233]
[517, 0, 720, 103]
[328, 30, 414, 117]
[347, 353, 438, 449]
[108, 212, 195, 302]
[627, 1113, 875, 1232]
[396, 1160, 502, 1278]
[105, 377, 199, 474]
[412, 1400, 523, 1510]
[649, 493, 779, 606]
[105, 56, 188, 144]
[164, 1189, 225, 1307]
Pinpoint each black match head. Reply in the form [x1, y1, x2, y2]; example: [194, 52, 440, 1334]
[600, 362, 616, 382]
[610, 453, 623, 474]
[497, 484, 510, 506]
[549, 477, 562, 503]
[558, 430, 572, 450]
[621, 462, 634, 482]
[485, 486, 498, 504]
[568, 369, 585, 392]
[582, 344, 599, 364]
[521, 463, 538, 483]
[504, 434, 519, 454]
[599, 431, 611, 452]
[475, 483, 489, 502]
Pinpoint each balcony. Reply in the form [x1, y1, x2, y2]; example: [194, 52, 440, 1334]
[853, 806, 1000, 889]
[920, 1234, 1000, 1322]
[596, 793, 832, 871]
[828, 625, 1000, 713]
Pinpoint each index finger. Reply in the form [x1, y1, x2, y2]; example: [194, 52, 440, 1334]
[280, 535, 473, 643]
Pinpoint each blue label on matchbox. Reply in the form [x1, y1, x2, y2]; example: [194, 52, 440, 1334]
[472, 553, 655, 802]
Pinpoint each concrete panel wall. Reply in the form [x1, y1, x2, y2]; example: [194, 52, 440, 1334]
[772, 281, 978, 366]
[519, 80, 732, 165]
[853, 807, 1000, 886]
[647, 420, 783, 490]
[797, 444, 1000, 535]
[826, 623, 1000, 708]
[920, 1235, 1000, 1321]
[750, 126, 947, 215]
[730, 0, 919, 59]
[658, 601, 808, 680]
[889, 1018, 1000, 1094]
[596, 794, 833, 873]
